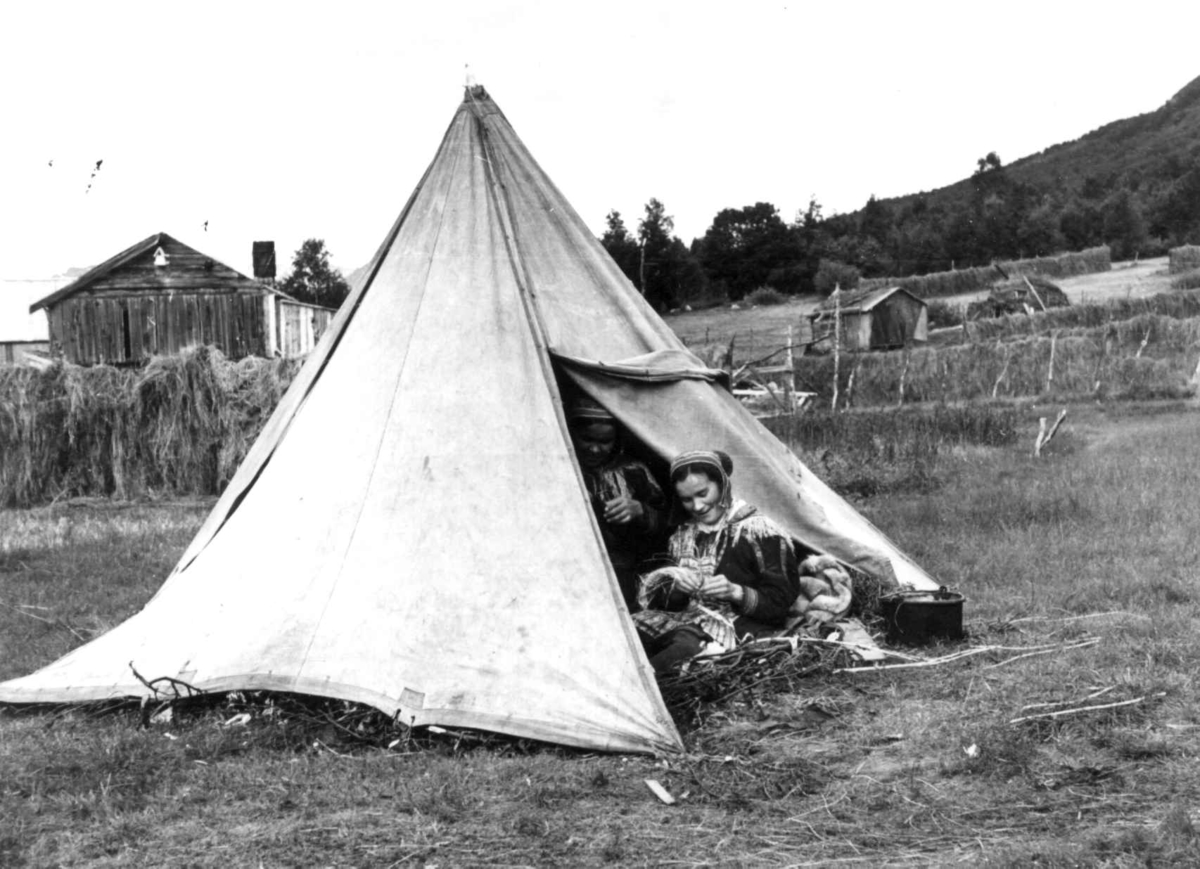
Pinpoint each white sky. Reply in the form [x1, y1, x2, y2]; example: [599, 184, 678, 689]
[1, 0, 1197, 294]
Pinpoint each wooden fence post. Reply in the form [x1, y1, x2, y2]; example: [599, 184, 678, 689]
[1135, 326, 1151, 358]
[1045, 330, 1058, 393]
[897, 351, 911, 408]
[993, 346, 1010, 399]
[1034, 408, 1068, 457]
[831, 285, 841, 411]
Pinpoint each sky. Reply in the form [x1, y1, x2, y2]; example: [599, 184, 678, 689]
[2, 0, 1198, 299]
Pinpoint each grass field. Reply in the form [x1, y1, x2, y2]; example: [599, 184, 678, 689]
[664, 258, 1177, 374]
[3, 401, 1200, 866]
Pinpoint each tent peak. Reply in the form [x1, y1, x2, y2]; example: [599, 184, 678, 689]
[464, 84, 491, 103]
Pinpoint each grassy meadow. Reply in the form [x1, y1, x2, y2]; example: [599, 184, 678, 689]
[3, 399, 1200, 867]
[664, 257, 1179, 374]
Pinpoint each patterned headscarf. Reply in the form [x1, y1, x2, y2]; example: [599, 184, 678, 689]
[668, 450, 734, 525]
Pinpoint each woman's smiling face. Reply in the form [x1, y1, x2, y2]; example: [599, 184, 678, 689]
[674, 471, 725, 526]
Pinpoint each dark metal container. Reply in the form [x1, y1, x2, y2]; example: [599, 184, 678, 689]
[880, 586, 965, 645]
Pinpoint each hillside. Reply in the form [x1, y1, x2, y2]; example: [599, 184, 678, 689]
[873, 75, 1200, 236]
[1009, 77, 1200, 192]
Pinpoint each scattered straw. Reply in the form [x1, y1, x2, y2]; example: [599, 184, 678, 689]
[1010, 692, 1166, 724]
[838, 637, 1100, 674]
[0, 347, 301, 506]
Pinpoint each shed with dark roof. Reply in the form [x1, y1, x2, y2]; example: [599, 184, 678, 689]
[807, 285, 928, 351]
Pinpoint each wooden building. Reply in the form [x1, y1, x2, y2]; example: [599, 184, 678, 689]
[0, 340, 50, 366]
[0, 277, 62, 366]
[806, 286, 928, 352]
[29, 233, 335, 365]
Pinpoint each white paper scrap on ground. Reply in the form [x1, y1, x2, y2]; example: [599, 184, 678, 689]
[645, 779, 676, 805]
[838, 618, 888, 662]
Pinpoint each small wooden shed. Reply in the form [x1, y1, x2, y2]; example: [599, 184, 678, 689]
[1, 278, 56, 366]
[29, 232, 335, 365]
[807, 286, 928, 352]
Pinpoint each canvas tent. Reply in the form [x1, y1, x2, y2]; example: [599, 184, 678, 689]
[0, 87, 939, 754]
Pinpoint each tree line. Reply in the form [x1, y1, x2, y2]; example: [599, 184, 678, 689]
[601, 150, 1200, 312]
[280, 142, 1200, 316]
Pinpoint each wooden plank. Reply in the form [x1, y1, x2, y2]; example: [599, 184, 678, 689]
[90, 299, 101, 363]
[254, 294, 266, 356]
[90, 300, 100, 363]
[80, 299, 93, 364]
[64, 303, 76, 362]
[130, 300, 143, 361]
[156, 295, 167, 355]
[121, 301, 132, 361]
[71, 302, 82, 363]
[108, 299, 121, 362]
[85, 299, 96, 364]
[99, 299, 113, 363]
[185, 295, 199, 348]
[202, 295, 214, 347]
[48, 307, 62, 355]
[70, 301, 81, 363]
[219, 294, 231, 354]
[77, 302, 86, 362]
[230, 295, 239, 355]
[142, 296, 155, 357]
[215, 295, 225, 354]
[238, 294, 252, 356]
[237, 296, 246, 355]
[162, 294, 175, 354]
[171, 295, 184, 351]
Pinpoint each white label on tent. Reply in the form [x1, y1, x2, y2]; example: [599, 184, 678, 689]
[399, 687, 426, 710]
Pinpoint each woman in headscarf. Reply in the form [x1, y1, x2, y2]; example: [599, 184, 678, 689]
[634, 449, 802, 673]
[567, 395, 666, 612]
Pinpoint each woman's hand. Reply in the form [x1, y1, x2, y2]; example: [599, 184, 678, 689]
[603, 495, 645, 526]
[699, 574, 743, 603]
[670, 570, 704, 595]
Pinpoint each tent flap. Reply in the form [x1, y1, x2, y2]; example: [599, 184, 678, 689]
[558, 360, 938, 592]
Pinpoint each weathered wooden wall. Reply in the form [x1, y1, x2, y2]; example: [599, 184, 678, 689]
[809, 296, 930, 352]
[867, 296, 928, 349]
[278, 300, 334, 357]
[0, 341, 50, 365]
[49, 292, 268, 365]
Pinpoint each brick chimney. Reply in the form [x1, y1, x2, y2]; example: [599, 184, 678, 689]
[252, 241, 276, 281]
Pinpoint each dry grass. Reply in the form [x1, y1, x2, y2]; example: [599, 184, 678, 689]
[792, 322, 1199, 408]
[1168, 245, 1200, 274]
[664, 260, 1186, 398]
[668, 295, 818, 367]
[4, 403, 1200, 866]
[963, 292, 1200, 342]
[0, 348, 300, 507]
[861, 246, 1112, 300]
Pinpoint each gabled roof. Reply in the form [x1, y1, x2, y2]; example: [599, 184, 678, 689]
[29, 232, 270, 312]
[811, 285, 926, 316]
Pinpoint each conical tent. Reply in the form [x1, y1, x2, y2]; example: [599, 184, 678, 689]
[0, 87, 938, 753]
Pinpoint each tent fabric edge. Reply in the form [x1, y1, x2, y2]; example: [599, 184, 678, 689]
[0, 675, 678, 756]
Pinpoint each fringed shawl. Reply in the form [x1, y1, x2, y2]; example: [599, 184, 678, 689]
[636, 498, 792, 652]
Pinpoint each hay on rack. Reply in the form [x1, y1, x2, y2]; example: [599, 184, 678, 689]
[0, 346, 300, 507]
[860, 247, 1110, 301]
[1169, 245, 1200, 274]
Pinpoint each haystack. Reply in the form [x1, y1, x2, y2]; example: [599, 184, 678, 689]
[967, 275, 1069, 320]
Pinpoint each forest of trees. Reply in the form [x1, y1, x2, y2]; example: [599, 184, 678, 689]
[600, 76, 1200, 311]
[601, 149, 1200, 312]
